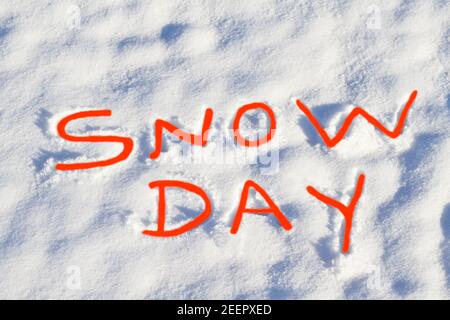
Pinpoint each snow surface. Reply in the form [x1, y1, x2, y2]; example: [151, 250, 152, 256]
[0, 0, 449, 299]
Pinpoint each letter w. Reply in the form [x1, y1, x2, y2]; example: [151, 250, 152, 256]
[295, 90, 418, 148]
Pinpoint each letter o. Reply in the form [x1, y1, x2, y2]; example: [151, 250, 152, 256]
[233, 102, 276, 147]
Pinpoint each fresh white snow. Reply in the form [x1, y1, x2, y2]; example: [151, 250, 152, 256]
[0, 0, 449, 299]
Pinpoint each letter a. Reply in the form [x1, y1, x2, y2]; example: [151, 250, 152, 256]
[231, 180, 292, 234]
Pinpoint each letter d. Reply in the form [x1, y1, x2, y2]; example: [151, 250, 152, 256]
[264, 305, 271, 314]
[142, 180, 211, 237]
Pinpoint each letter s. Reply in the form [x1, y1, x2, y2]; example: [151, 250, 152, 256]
[55, 110, 134, 170]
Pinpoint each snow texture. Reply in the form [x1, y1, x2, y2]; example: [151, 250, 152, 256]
[0, 0, 449, 299]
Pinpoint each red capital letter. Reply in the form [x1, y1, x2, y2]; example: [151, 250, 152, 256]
[142, 180, 211, 237]
[231, 180, 292, 234]
[56, 110, 134, 170]
[233, 102, 276, 147]
[149, 108, 214, 160]
[295, 90, 418, 148]
[307, 174, 365, 253]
